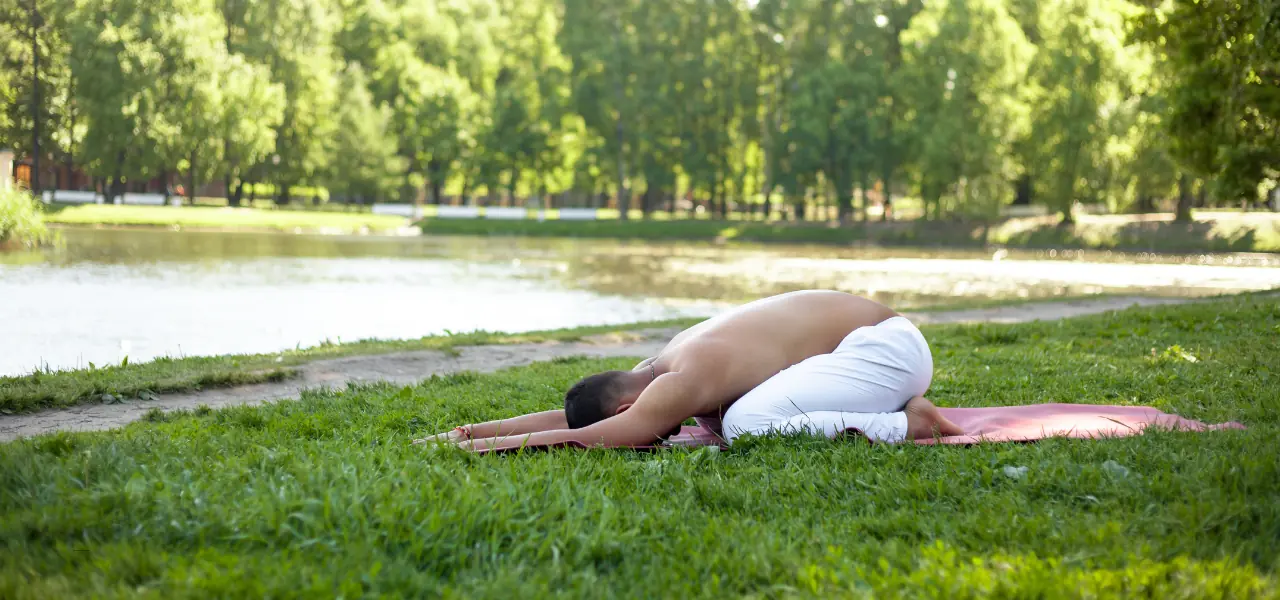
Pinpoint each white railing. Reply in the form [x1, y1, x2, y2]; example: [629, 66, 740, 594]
[422, 205, 601, 221]
[484, 207, 528, 220]
[371, 204, 422, 218]
[557, 208, 600, 221]
[434, 206, 481, 219]
[42, 190, 103, 204]
[118, 193, 168, 206]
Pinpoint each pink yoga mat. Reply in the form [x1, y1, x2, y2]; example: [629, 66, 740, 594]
[476, 403, 1245, 454]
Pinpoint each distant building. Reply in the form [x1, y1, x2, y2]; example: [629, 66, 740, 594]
[0, 148, 13, 190]
[8, 155, 225, 198]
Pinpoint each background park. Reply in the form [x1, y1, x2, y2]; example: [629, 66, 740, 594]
[1, 0, 1279, 597]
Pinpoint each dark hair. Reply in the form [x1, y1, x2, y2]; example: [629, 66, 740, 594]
[564, 371, 628, 429]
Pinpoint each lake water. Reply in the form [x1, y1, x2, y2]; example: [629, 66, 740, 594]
[2, 227, 1277, 376]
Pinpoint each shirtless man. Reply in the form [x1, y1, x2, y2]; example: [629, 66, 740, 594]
[415, 290, 963, 451]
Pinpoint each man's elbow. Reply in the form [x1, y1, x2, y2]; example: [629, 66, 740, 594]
[576, 423, 669, 448]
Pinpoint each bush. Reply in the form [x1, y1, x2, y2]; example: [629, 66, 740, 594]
[0, 186, 51, 249]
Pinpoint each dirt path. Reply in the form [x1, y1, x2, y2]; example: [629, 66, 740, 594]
[0, 296, 1193, 442]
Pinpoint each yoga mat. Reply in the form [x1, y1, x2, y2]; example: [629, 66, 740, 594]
[475, 403, 1245, 454]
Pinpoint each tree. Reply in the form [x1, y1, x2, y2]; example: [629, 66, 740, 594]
[1022, 0, 1132, 224]
[325, 63, 402, 204]
[561, 0, 651, 219]
[66, 0, 226, 201]
[902, 0, 1033, 220]
[875, 0, 926, 220]
[225, 0, 340, 204]
[1132, 0, 1280, 214]
[1, 0, 81, 191]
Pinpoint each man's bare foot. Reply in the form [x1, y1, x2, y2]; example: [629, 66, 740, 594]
[904, 396, 965, 440]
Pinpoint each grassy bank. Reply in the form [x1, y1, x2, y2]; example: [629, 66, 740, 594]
[0, 296, 1143, 415]
[0, 187, 52, 249]
[44, 204, 411, 233]
[422, 211, 1280, 253]
[0, 320, 697, 415]
[2, 295, 1277, 597]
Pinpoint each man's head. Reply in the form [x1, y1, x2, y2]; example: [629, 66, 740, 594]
[564, 370, 645, 429]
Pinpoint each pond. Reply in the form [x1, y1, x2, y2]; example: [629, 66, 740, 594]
[2, 226, 1277, 376]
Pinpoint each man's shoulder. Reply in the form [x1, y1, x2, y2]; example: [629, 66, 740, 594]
[669, 337, 735, 369]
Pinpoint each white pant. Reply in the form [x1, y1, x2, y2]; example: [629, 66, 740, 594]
[721, 316, 933, 444]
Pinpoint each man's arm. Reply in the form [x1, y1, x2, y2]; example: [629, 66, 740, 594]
[412, 409, 568, 445]
[462, 372, 700, 451]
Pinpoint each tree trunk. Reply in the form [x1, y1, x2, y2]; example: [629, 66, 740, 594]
[611, 9, 630, 222]
[880, 15, 904, 225]
[276, 184, 290, 207]
[229, 180, 244, 207]
[1175, 174, 1193, 223]
[859, 172, 871, 222]
[30, 0, 41, 194]
[507, 169, 519, 207]
[920, 180, 938, 221]
[188, 151, 197, 205]
[1013, 174, 1032, 205]
[881, 175, 892, 221]
[430, 175, 443, 206]
[109, 150, 125, 204]
[762, 184, 774, 222]
[400, 158, 416, 204]
[1059, 206, 1075, 226]
[712, 176, 723, 219]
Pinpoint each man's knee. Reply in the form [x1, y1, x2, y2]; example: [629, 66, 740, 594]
[721, 402, 771, 442]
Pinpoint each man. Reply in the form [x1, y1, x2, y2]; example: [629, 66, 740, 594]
[415, 290, 963, 451]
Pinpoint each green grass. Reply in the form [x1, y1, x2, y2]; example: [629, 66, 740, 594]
[1, 295, 1277, 597]
[0, 187, 52, 249]
[43, 204, 411, 233]
[0, 320, 698, 415]
[422, 211, 1280, 253]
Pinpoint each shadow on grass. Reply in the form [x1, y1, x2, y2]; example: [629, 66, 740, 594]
[1003, 218, 1277, 253]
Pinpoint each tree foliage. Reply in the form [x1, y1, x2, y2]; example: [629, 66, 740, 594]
[0, 0, 1270, 218]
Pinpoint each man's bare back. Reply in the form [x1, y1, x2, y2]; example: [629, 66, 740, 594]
[640, 290, 897, 418]
[415, 290, 960, 451]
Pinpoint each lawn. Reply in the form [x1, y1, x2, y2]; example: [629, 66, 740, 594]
[1, 295, 1276, 597]
[422, 211, 1280, 253]
[43, 204, 411, 233]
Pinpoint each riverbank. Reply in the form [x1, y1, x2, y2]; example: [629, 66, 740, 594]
[421, 211, 1280, 253]
[0, 320, 699, 415]
[1, 294, 1274, 597]
[0, 296, 1200, 418]
[44, 204, 412, 234]
[0, 296, 1204, 441]
[0, 188, 52, 250]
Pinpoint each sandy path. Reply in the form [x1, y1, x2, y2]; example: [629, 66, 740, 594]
[0, 296, 1193, 442]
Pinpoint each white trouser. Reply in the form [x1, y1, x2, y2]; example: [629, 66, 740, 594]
[721, 316, 933, 444]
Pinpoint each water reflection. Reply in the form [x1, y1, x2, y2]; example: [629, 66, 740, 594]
[1, 227, 1277, 376]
